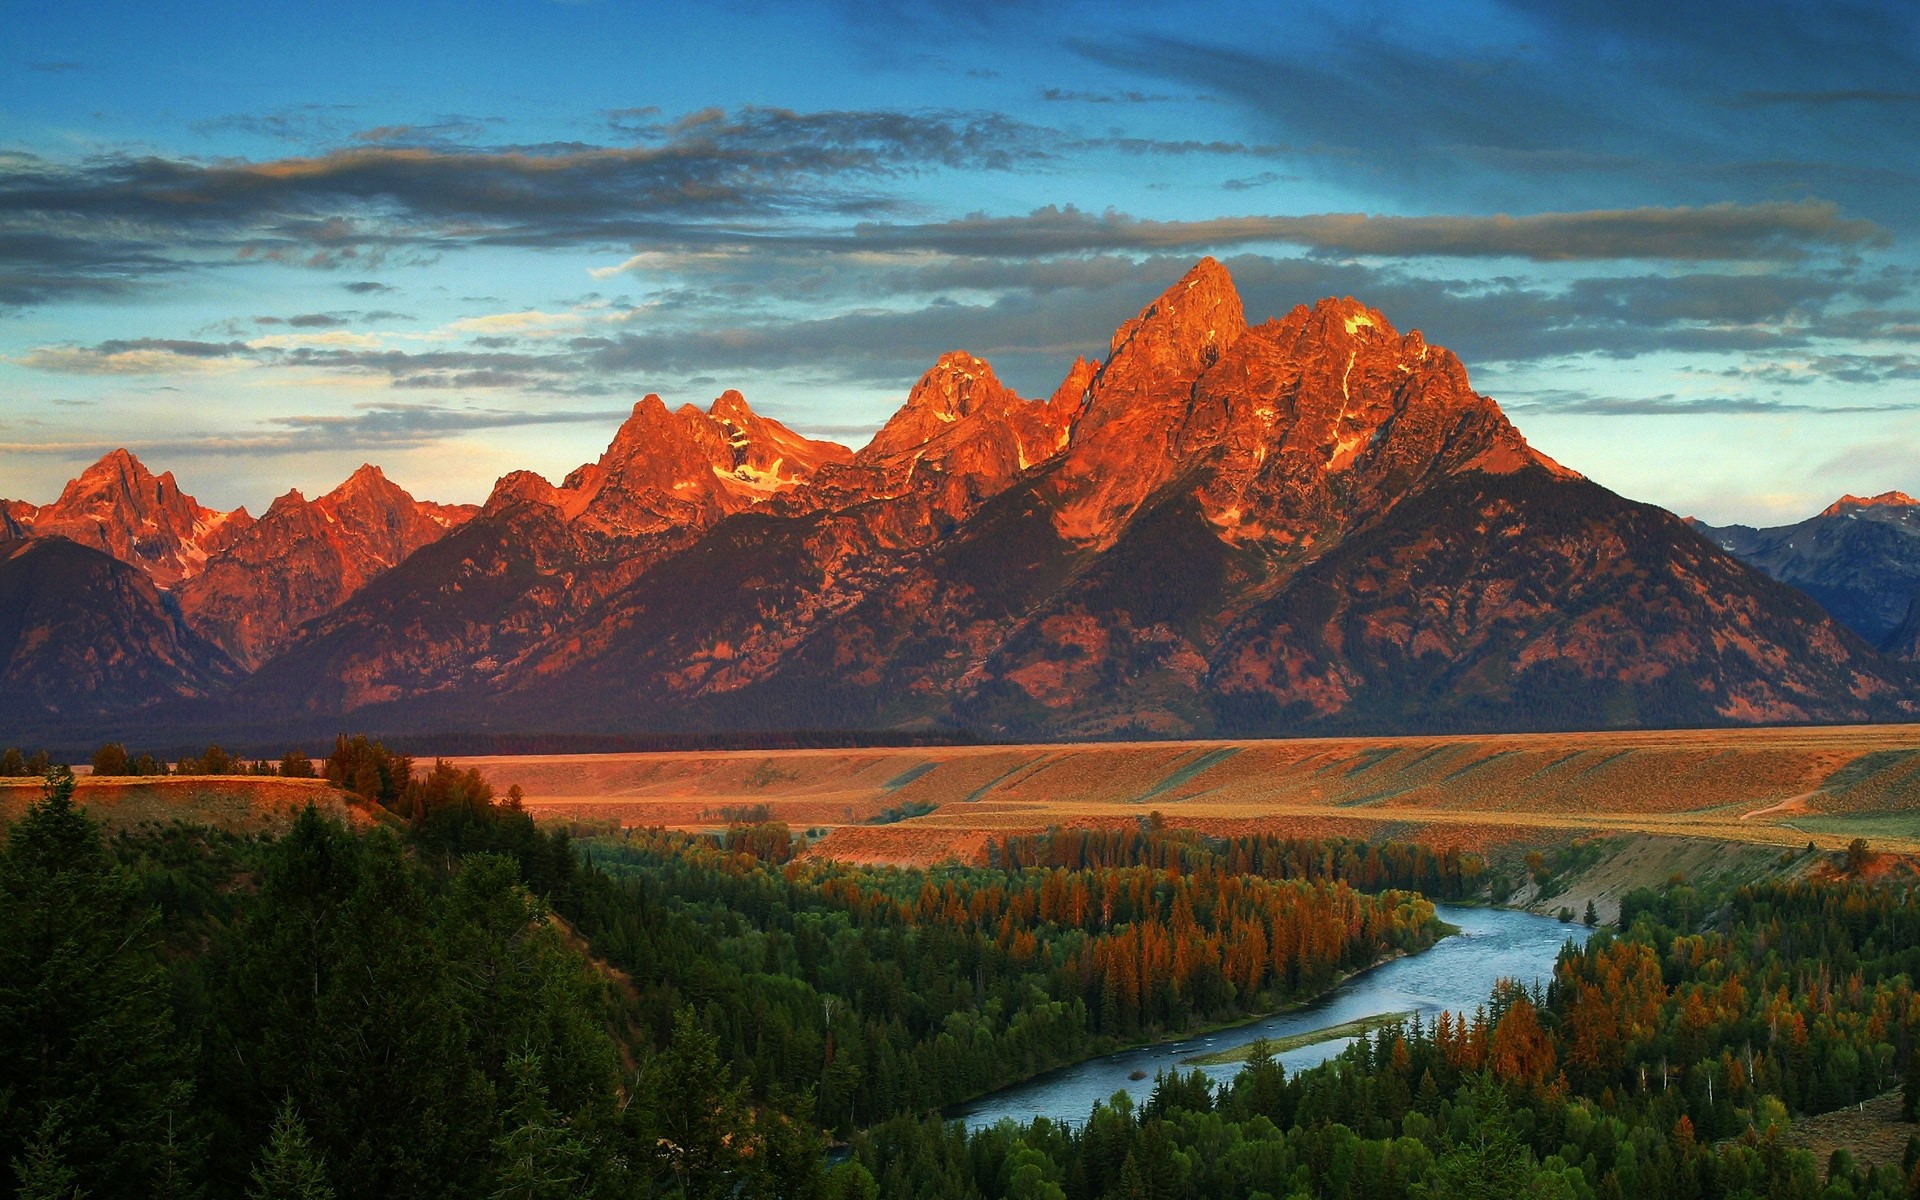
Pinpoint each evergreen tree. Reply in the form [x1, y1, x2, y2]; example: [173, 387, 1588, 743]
[1421, 1073, 1535, 1200]
[10, 1109, 80, 1200]
[247, 1100, 333, 1200]
[637, 1008, 758, 1200]
[487, 1051, 592, 1200]
[0, 771, 193, 1199]
[90, 743, 128, 776]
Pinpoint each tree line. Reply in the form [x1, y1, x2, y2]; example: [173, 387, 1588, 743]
[989, 822, 1487, 899]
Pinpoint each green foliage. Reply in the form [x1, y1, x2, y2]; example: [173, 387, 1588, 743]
[0, 770, 196, 1199]
[175, 744, 239, 775]
[91, 741, 129, 776]
[322, 734, 412, 807]
[246, 1100, 333, 1200]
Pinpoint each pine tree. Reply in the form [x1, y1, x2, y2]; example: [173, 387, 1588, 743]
[636, 1008, 757, 1200]
[11, 1108, 81, 1200]
[0, 770, 192, 1198]
[247, 1100, 333, 1200]
[487, 1051, 590, 1200]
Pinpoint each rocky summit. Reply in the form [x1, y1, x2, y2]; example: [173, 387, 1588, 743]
[4, 259, 1914, 736]
[1692, 492, 1920, 654]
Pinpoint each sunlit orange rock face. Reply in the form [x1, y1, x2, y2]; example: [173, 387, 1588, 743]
[12, 449, 253, 588]
[782, 351, 1076, 544]
[479, 258, 1908, 739]
[237, 391, 848, 713]
[1046, 258, 1566, 551]
[176, 465, 478, 669]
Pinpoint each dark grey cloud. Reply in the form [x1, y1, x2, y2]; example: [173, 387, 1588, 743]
[1504, 388, 1920, 416]
[1222, 172, 1283, 191]
[342, 280, 394, 295]
[0, 106, 1061, 307]
[261, 402, 628, 448]
[253, 313, 351, 329]
[0, 402, 628, 460]
[1732, 353, 1920, 387]
[1729, 89, 1920, 108]
[1039, 87, 1175, 103]
[623, 201, 1884, 264]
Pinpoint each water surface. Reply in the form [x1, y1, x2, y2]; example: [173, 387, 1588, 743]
[952, 903, 1590, 1130]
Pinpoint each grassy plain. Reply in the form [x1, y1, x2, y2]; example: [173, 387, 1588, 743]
[0, 775, 372, 834]
[449, 723, 1920, 866]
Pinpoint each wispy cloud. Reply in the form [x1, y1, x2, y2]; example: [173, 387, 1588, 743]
[0, 401, 630, 459]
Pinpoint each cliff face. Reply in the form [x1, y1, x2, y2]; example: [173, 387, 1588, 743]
[233, 392, 848, 714]
[463, 259, 1910, 738]
[9, 449, 253, 588]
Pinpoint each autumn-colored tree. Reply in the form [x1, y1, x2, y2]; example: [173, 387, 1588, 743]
[1489, 995, 1555, 1088]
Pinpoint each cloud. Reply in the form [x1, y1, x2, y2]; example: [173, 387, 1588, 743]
[1076, 0, 1920, 224]
[1503, 388, 1920, 416]
[589, 201, 1884, 267]
[342, 280, 395, 295]
[1039, 87, 1175, 103]
[1222, 172, 1283, 191]
[0, 402, 630, 459]
[25, 60, 83, 73]
[17, 338, 250, 374]
[1728, 353, 1920, 387]
[1728, 89, 1920, 107]
[0, 106, 1061, 308]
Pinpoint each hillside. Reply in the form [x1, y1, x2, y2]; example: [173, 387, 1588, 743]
[0, 774, 372, 833]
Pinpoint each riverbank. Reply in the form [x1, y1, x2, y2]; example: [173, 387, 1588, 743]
[1180, 1010, 1417, 1067]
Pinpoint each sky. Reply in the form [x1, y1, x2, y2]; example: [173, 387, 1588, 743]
[2, 0, 1917, 524]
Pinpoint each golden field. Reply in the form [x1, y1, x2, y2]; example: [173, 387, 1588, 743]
[451, 724, 1920, 865]
[0, 775, 372, 834]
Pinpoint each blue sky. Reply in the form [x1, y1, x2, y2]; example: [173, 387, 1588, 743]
[2, 0, 1917, 522]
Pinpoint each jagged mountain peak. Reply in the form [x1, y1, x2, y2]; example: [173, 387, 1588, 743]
[861, 351, 1037, 462]
[28, 447, 250, 588]
[1099, 256, 1248, 388]
[1048, 261, 1566, 549]
[1823, 491, 1920, 518]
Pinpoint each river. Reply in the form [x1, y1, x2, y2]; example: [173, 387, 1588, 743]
[951, 903, 1591, 1131]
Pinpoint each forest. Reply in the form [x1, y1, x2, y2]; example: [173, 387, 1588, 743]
[1, 753, 1917, 1199]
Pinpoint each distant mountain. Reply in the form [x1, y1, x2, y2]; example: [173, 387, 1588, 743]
[0, 538, 236, 722]
[1690, 492, 1920, 649]
[5, 448, 253, 587]
[231, 392, 850, 715]
[6, 259, 1914, 739]
[2, 453, 477, 630]
[175, 464, 478, 668]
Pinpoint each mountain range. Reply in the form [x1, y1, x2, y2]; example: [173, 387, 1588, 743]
[4, 258, 1914, 742]
[1690, 494, 1920, 659]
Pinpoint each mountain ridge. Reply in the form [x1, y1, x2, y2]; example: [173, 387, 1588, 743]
[7, 258, 1914, 738]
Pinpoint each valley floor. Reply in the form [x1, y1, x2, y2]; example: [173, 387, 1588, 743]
[452, 722, 1920, 866]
